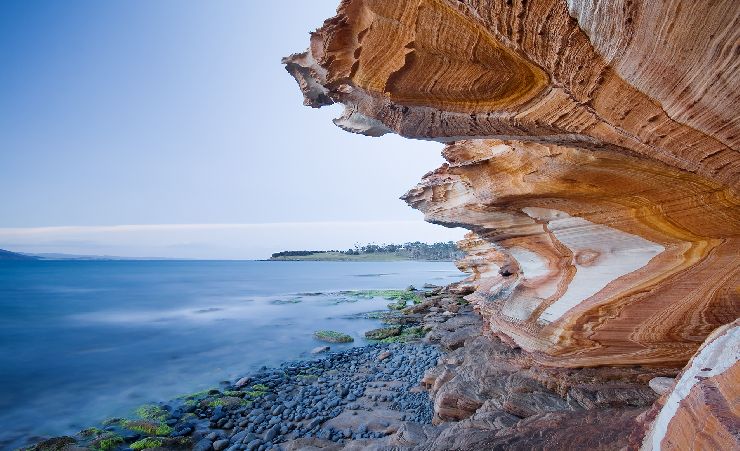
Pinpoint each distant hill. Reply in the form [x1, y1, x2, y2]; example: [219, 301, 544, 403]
[270, 241, 464, 262]
[0, 249, 178, 261]
[0, 249, 38, 261]
[25, 252, 179, 261]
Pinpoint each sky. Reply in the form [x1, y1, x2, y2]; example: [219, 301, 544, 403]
[0, 1, 464, 259]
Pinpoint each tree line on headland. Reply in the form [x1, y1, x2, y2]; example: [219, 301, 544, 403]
[270, 241, 463, 261]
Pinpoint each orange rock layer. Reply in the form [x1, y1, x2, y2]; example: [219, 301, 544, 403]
[285, 0, 739, 445]
[638, 320, 739, 451]
[403, 139, 738, 367]
[285, 0, 739, 369]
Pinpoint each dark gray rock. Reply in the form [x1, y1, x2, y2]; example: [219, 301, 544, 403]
[213, 439, 229, 451]
[171, 426, 193, 437]
[264, 424, 280, 442]
[230, 430, 247, 444]
[193, 438, 213, 451]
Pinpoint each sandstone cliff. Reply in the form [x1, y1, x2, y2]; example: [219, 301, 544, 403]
[285, 1, 738, 448]
[639, 320, 739, 451]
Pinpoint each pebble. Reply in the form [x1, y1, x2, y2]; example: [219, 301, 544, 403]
[235, 377, 251, 388]
[193, 438, 213, 451]
[649, 376, 675, 395]
[62, 339, 442, 449]
[213, 439, 229, 451]
[264, 424, 280, 442]
[230, 431, 247, 444]
[246, 439, 262, 451]
[377, 351, 392, 361]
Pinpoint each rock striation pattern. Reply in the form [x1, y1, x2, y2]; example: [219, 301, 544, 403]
[285, 0, 739, 447]
[402, 139, 738, 368]
[637, 320, 739, 451]
[284, 0, 739, 368]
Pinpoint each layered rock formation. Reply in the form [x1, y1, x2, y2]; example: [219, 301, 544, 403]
[285, 0, 739, 366]
[402, 138, 738, 368]
[638, 320, 739, 450]
[285, 0, 739, 447]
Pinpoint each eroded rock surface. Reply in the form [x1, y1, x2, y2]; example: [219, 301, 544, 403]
[403, 139, 738, 367]
[638, 320, 740, 451]
[285, 0, 739, 448]
[285, 0, 739, 369]
[297, 288, 679, 450]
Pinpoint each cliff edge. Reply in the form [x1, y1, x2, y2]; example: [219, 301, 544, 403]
[284, 1, 739, 449]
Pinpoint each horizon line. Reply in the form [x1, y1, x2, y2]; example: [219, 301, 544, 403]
[0, 220, 445, 236]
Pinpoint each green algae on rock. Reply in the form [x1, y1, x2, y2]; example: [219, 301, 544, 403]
[365, 326, 403, 340]
[129, 437, 162, 450]
[313, 330, 354, 343]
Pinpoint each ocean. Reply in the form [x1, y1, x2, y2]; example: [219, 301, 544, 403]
[0, 260, 462, 448]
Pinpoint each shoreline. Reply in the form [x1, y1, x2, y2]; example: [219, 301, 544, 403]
[23, 283, 673, 450]
[266, 260, 453, 263]
[2, 261, 461, 451]
[23, 287, 465, 451]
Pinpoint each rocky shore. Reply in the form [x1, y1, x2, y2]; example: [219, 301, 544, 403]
[24, 285, 682, 451]
[23, 287, 459, 451]
[280, 0, 740, 448]
[28, 341, 439, 451]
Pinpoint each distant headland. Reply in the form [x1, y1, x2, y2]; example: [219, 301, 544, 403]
[0, 248, 175, 261]
[269, 242, 463, 262]
[0, 248, 38, 260]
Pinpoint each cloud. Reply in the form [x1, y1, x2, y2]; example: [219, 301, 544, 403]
[0, 221, 430, 235]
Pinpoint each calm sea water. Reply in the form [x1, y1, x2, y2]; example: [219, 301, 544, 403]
[0, 260, 462, 448]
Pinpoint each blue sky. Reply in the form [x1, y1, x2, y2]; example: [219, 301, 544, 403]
[0, 1, 463, 258]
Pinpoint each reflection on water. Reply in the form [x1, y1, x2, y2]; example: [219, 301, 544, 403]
[0, 260, 463, 448]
